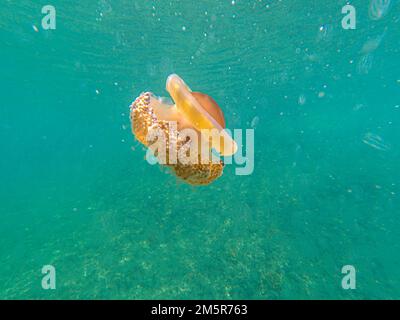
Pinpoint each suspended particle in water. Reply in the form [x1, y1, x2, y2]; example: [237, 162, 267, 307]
[357, 53, 374, 74]
[361, 37, 380, 54]
[362, 132, 391, 151]
[146, 62, 157, 77]
[250, 116, 259, 128]
[298, 94, 306, 105]
[360, 31, 386, 54]
[279, 71, 289, 83]
[115, 31, 128, 47]
[317, 24, 333, 41]
[305, 53, 318, 62]
[353, 103, 365, 111]
[98, 0, 112, 15]
[369, 0, 391, 20]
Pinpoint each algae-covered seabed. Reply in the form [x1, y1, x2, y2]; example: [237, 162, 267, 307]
[0, 0, 399, 299]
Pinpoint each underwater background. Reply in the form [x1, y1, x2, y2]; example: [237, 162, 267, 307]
[1, 0, 399, 299]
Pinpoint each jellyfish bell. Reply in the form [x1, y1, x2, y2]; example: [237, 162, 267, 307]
[191, 92, 226, 128]
[166, 74, 237, 157]
[130, 74, 237, 185]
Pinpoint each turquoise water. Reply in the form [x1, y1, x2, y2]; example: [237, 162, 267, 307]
[1, 0, 399, 299]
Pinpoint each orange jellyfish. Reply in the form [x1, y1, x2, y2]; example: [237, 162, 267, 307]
[130, 74, 237, 185]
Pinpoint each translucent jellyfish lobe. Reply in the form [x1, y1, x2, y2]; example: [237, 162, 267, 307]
[369, 0, 392, 20]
